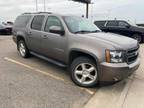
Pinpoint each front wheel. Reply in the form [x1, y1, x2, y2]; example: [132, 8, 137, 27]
[132, 34, 142, 43]
[70, 57, 98, 87]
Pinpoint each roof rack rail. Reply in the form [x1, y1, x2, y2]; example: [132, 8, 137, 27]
[22, 12, 32, 15]
[38, 12, 52, 14]
[22, 12, 52, 15]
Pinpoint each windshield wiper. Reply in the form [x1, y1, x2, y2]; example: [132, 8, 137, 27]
[88, 30, 100, 33]
[74, 30, 91, 34]
[74, 30, 100, 34]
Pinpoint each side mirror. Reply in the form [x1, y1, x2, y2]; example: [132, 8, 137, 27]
[49, 26, 65, 35]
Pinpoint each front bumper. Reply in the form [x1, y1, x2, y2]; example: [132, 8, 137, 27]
[0, 28, 12, 34]
[99, 57, 140, 82]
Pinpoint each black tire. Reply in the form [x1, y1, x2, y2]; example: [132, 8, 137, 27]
[70, 57, 98, 88]
[132, 34, 142, 43]
[18, 40, 30, 58]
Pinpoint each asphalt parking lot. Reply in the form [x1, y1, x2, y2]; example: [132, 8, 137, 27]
[0, 35, 144, 108]
[0, 36, 97, 108]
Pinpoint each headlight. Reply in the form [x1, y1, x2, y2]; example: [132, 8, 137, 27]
[105, 50, 125, 63]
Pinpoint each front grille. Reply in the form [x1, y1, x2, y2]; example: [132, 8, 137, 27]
[126, 46, 139, 64]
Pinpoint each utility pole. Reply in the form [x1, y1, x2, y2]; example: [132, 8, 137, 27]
[71, 0, 91, 18]
[36, 0, 38, 11]
[86, 3, 89, 18]
[44, 0, 46, 12]
[35, 0, 38, 12]
[91, 2, 94, 21]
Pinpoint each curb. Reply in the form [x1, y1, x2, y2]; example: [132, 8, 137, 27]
[82, 76, 134, 108]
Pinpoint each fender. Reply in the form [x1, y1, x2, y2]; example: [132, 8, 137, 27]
[68, 48, 100, 65]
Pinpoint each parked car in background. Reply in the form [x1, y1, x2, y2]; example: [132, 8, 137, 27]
[0, 22, 13, 35]
[94, 20, 144, 43]
[137, 24, 144, 27]
[12, 12, 140, 87]
[7, 21, 14, 25]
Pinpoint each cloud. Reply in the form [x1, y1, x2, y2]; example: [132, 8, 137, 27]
[0, 0, 144, 24]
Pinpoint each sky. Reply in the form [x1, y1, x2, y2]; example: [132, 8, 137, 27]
[0, 0, 144, 24]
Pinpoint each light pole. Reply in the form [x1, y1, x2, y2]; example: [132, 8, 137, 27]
[71, 0, 91, 18]
[91, 2, 94, 21]
[36, 0, 38, 11]
[86, 3, 89, 18]
[44, 0, 46, 12]
[107, 9, 112, 20]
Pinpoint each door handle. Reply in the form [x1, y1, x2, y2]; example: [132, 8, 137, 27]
[43, 35, 48, 39]
[28, 32, 32, 35]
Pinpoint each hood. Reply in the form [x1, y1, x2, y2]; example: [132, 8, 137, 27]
[77, 32, 138, 50]
[131, 25, 144, 32]
[133, 25, 144, 29]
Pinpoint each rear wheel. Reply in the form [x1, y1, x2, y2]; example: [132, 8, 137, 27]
[132, 34, 142, 43]
[70, 57, 98, 87]
[18, 40, 30, 58]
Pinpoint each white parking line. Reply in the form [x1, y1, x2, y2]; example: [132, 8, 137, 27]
[80, 87, 96, 95]
[4, 57, 95, 95]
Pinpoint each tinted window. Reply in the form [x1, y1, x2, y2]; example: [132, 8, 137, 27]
[31, 15, 45, 31]
[118, 21, 129, 27]
[94, 21, 106, 27]
[45, 16, 64, 32]
[107, 21, 118, 27]
[14, 15, 31, 28]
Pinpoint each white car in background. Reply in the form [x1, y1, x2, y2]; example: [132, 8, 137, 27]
[0, 22, 13, 35]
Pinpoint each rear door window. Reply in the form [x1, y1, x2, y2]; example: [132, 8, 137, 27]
[14, 15, 31, 28]
[31, 15, 45, 31]
[106, 21, 118, 27]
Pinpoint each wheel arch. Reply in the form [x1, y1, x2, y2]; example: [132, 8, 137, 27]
[68, 49, 99, 66]
[16, 35, 26, 50]
[132, 32, 143, 43]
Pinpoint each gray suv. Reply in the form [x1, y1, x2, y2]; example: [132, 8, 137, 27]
[13, 12, 140, 87]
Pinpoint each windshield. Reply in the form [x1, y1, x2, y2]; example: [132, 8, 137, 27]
[127, 20, 137, 26]
[63, 16, 101, 33]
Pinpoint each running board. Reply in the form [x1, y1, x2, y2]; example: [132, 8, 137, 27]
[30, 51, 67, 68]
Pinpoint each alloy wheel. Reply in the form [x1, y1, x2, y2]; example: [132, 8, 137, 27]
[19, 42, 26, 57]
[74, 63, 97, 85]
